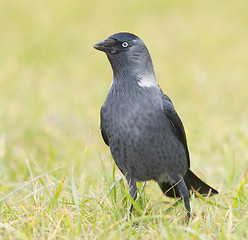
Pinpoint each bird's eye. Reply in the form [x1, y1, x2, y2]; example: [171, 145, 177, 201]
[122, 42, 129, 48]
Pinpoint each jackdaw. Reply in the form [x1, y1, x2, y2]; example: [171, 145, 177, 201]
[94, 32, 218, 219]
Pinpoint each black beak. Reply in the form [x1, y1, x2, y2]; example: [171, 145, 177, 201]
[93, 38, 116, 53]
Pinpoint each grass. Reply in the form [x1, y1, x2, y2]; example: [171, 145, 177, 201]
[0, 0, 248, 239]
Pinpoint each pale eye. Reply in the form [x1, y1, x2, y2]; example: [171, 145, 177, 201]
[122, 42, 129, 48]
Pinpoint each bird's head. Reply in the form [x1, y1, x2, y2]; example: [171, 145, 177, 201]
[94, 32, 155, 79]
[94, 32, 139, 54]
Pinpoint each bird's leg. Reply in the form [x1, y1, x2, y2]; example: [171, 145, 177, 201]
[176, 176, 191, 220]
[126, 177, 137, 219]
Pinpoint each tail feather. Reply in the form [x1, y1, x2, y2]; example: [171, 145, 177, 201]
[159, 169, 218, 198]
[187, 170, 218, 196]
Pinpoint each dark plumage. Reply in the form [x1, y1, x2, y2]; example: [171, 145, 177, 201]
[94, 32, 218, 219]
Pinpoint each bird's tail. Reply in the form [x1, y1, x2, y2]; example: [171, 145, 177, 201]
[159, 169, 218, 198]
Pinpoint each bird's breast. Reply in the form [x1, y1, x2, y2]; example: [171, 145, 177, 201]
[102, 91, 162, 143]
[101, 90, 187, 182]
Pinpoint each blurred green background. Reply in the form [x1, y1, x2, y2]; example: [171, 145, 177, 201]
[0, 0, 247, 237]
[1, 0, 247, 184]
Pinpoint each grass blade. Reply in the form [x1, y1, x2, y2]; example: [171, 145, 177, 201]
[49, 177, 65, 208]
[233, 168, 248, 207]
[71, 167, 80, 213]
[0, 167, 61, 204]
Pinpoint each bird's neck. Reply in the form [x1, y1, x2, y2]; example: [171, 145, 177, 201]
[110, 62, 156, 86]
[107, 51, 155, 83]
[112, 70, 157, 89]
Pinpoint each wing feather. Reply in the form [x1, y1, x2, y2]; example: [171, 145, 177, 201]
[162, 93, 190, 167]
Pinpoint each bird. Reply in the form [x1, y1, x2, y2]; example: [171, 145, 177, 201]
[93, 32, 218, 220]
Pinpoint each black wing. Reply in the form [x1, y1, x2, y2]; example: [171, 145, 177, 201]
[161, 93, 190, 167]
[100, 108, 109, 146]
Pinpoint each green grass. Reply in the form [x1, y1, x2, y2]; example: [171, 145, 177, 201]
[0, 0, 248, 239]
